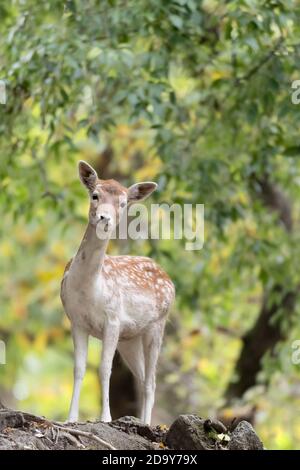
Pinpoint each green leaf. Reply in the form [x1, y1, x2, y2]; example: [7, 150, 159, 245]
[283, 146, 300, 157]
[169, 14, 183, 30]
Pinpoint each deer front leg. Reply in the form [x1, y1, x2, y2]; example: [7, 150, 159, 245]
[100, 319, 120, 422]
[68, 328, 89, 422]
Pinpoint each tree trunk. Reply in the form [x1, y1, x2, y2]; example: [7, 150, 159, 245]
[225, 286, 296, 400]
[225, 176, 296, 400]
[110, 352, 138, 419]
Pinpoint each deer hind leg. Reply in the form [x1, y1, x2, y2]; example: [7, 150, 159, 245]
[68, 327, 89, 422]
[117, 336, 145, 420]
[142, 319, 166, 425]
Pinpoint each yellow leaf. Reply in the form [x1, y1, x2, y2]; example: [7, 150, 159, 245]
[158, 424, 169, 431]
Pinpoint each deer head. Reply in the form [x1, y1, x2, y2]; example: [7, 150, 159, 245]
[78, 160, 157, 238]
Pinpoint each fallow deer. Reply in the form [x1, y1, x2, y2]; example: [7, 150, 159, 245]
[61, 161, 175, 424]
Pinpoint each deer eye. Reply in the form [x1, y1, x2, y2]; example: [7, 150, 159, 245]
[92, 194, 99, 201]
[120, 201, 126, 208]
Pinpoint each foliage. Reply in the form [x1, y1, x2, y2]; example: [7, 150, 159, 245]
[1, 0, 300, 449]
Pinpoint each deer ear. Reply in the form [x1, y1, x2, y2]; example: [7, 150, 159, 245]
[128, 182, 157, 203]
[78, 160, 98, 191]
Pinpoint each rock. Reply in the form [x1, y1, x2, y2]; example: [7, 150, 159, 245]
[229, 420, 264, 450]
[110, 415, 166, 443]
[0, 410, 155, 450]
[0, 409, 264, 450]
[203, 418, 227, 434]
[165, 415, 216, 450]
[76, 420, 154, 450]
[0, 410, 25, 432]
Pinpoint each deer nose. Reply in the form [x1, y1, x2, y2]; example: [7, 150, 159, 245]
[99, 214, 111, 223]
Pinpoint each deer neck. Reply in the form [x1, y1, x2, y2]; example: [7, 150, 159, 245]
[71, 223, 109, 281]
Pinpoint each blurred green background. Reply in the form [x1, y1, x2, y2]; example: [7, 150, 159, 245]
[1, 0, 300, 449]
